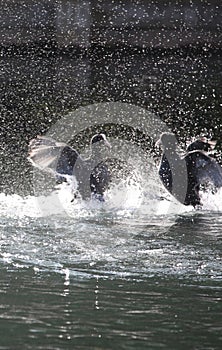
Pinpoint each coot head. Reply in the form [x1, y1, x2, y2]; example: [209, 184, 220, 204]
[91, 133, 111, 148]
[186, 137, 216, 153]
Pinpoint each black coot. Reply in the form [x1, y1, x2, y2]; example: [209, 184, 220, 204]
[157, 132, 222, 207]
[28, 133, 111, 201]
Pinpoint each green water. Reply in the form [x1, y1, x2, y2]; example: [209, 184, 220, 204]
[0, 269, 221, 350]
[0, 209, 222, 349]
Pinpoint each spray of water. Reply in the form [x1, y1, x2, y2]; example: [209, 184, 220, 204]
[3, 161, 222, 222]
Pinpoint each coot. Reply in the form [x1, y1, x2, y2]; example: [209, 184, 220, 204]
[157, 132, 222, 207]
[28, 133, 111, 201]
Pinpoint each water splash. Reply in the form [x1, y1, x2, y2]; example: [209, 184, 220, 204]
[1, 172, 222, 222]
[1, 164, 222, 282]
[0, 176, 183, 220]
[200, 187, 222, 212]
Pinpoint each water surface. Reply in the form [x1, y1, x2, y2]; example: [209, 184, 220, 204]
[0, 189, 221, 349]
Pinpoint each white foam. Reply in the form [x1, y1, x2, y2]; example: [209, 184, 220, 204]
[1, 169, 222, 220]
[0, 182, 186, 221]
[200, 187, 222, 212]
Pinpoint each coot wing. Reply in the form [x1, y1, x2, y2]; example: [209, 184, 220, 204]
[28, 136, 81, 176]
[190, 151, 222, 188]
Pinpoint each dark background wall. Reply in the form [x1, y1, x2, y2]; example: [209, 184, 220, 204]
[0, 0, 221, 48]
[0, 0, 221, 195]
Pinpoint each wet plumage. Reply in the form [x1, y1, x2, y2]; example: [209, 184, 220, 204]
[28, 133, 111, 201]
[157, 133, 222, 207]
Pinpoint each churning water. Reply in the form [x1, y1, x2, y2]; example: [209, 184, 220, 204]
[0, 172, 222, 349]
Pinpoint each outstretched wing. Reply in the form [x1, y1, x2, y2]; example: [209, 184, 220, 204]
[56, 145, 80, 175]
[28, 136, 81, 176]
[187, 151, 222, 188]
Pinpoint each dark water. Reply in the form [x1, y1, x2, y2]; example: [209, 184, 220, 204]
[0, 48, 222, 349]
[0, 267, 221, 350]
[0, 192, 222, 349]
